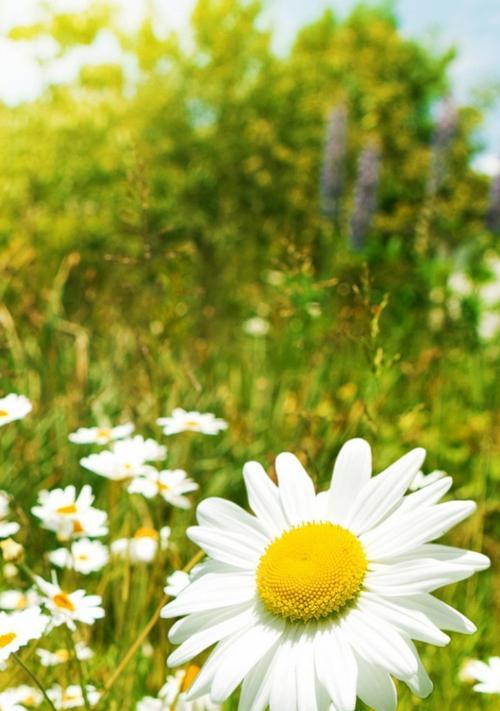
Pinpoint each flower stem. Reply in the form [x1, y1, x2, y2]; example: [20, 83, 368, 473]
[65, 627, 92, 711]
[13, 653, 57, 711]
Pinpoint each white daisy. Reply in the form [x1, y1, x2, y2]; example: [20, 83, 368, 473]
[162, 439, 489, 711]
[157, 409, 227, 436]
[243, 317, 270, 337]
[48, 539, 109, 575]
[164, 571, 191, 598]
[409, 469, 447, 491]
[0, 522, 20, 539]
[69, 422, 135, 445]
[0, 685, 43, 708]
[31, 485, 108, 541]
[35, 573, 105, 631]
[36, 641, 93, 667]
[80, 436, 166, 482]
[0, 589, 40, 611]
[111, 527, 171, 564]
[47, 685, 101, 709]
[0, 394, 32, 427]
[128, 469, 199, 509]
[460, 656, 500, 694]
[0, 607, 48, 663]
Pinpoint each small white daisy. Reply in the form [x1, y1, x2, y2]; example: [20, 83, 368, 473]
[0, 521, 20, 539]
[243, 317, 270, 336]
[0, 394, 32, 427]
[0, 607, 48, 663]
[80, 436, 166, 482]
[48, 539, 109, 575]
[128, 469, 199, 509]
[47, 685, 101, 709]
[36, 641, 93, 667]
[162, 439, 489, 711]
[157, 409, 227, 436]
[164, 571, 191, 598]
[31, 485, 108, 541]
[35, 573, 105, 631]
[0, 589, 40, 611]
[0, 685, 43, 708]
[69, 422, 135, 445]
[460, 656, 500, 694]
[409, 469, 447, 491]
[111, 526, 171, 564]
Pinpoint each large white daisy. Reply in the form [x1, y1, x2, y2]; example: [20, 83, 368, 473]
[162, 439, 490, 711]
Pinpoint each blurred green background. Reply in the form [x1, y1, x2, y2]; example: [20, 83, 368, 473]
[0, 1, 498, 708]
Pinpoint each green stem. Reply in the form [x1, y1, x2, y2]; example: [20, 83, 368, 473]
[13, 653, 57, 711]
[65, 627, 92, 711]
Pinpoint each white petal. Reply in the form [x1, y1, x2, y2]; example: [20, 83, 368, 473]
[397, 476, 453, 513]
[295, 627, 318, 711]
[239, 645, 278, 711]
[403, 639, 433, 698]
[275, 452, 317, 525]
[269, 636, 298, 711]
[161, 573, 255, 617]
[196, 497, 270, 546]
[243, 461, 288, 537]
[341, 609, 418, 679]
[347, 448, 426, 534]
[168, 603, 251, 644]
[327, 439, 372, 525]
[167, 605, 256, 666]
[314, 625, 357, 711]
[357, 593, 450, 646]
[398, 543, 490, 570]
[187, 526, 263, 568]
[394, 594, 476, 634]
[210, 616, 284, 703]
[355, 653, 397, 711]
[365, 558, 478, 595]
[185, 631, 243, 699]
[361, 500, 476, 559]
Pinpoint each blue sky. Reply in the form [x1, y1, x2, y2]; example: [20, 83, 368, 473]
[1, 0, 499, 162]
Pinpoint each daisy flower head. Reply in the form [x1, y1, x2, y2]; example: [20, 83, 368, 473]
[0, 394, 32, 427]
[460, 656, 500, 694]
[80, 435, 166, 482]
[0, 685, 43, 708]
[111, 526, 171, 564]
[37, 641, 93, 667]
[128, 468, 199, 509]
[0, 521, 20, 540]
[0, 589, 40, 611]
[35, 573, 105, 631]
[69, 422, 135, 445]
[31, 485, 108, 541]
[164, 571, 191, 598]
[48, 539, 109, 575]
[47, 685, 101, 709]
[409, 469, 447, 491]
[243, 316, 270, 337]
[162, 439, 490, 711]
[0, 606, 48, 663]
[157, 409, 227, 436]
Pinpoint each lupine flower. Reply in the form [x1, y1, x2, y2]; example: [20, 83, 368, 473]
[69, 422, 135, 445]
[409, 469, 447, 491]
[164, 571, 191, 598]
[36, 641, 93, 667]
[128, 469, 199, 509]
[0, 607, 48, 663]
[157, 409, 227, 436]
[0, 589, 40, 611]
[48, 539, 109, 575]
[320, 104, 348, 220]
[349, 144, 380, 251]
[31, 485, 108, 541]
[111, 526, 170, 564]
[0, 394, 32, 427]
[0, 685, 43, 709]
[460, 656, 500, 694]
[47, 685, 101, 709]
[162, 439, 489, 710]
[35, 573, 105, 631]
[80, 436, 166, 481]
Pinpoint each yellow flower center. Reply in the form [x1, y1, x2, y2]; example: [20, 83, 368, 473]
[181, 664, 200, 693]
[56, 504, 78, 515]
[52, 592, 75, 612]
[55, 649, 71, 662]
[0, 410, 9, 418]
[73, 520, 84, 534]
[256, 522, 367, 622]
[97, 428, 111, 439]
[134, 527, 158, 540]
[0, 632, 16, 648]
[185, 420, 200, 430]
